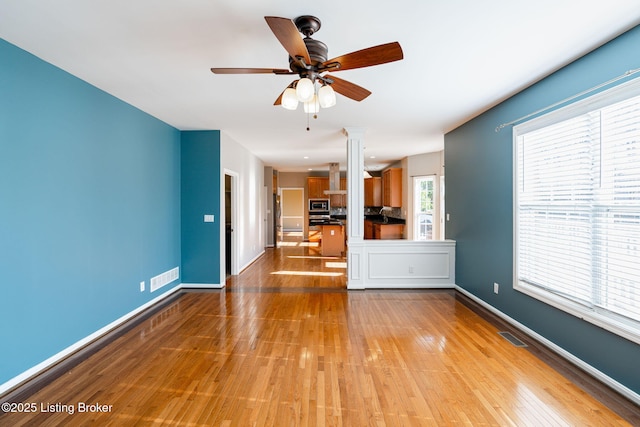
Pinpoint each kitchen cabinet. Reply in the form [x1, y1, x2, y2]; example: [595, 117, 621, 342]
[330, 178, 347, 207]
[307, 177, 329, 199]
[364, 219, 405, 239]
[383, 168, 402, 207]
[308, 228, 322, 242]
[364, 177, 382, 207]
[374, 223, 405, 239]
[364, 219, 374, 239]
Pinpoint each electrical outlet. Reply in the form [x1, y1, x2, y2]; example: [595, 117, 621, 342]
[409, 265, 414, 274]
[140, 281, 145, 292]
[494, 282, 499, 294]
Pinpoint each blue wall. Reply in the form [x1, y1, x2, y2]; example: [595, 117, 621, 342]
[0, 39, 183, 385]
[445, 25, 640, 394]
[181, 131, 221, 284]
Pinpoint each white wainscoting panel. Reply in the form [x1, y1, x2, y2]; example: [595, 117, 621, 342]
[348, 240, 455, 289]
[347, 246, 365, 289]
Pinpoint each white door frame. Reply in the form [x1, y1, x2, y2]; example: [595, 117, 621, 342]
[263, 186, 269, 247]
[221, 169, 240, 284]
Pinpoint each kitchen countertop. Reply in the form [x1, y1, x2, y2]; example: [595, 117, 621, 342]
[321, 221, 344, 226]
[364, 215, 406, 225]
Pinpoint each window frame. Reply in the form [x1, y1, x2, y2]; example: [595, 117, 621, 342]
[513, 77, 640, 345]
[413, 175, 436, 240]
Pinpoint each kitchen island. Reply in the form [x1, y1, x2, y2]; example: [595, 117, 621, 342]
[320, 223, 345, 256]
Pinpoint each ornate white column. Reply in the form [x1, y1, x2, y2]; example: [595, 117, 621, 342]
[344, 127, 366, 289]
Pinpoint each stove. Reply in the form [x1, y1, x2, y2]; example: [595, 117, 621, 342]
[309, 211, 331, 226]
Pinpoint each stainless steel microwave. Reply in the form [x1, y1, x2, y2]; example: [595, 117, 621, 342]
[309, 199, 330, 212]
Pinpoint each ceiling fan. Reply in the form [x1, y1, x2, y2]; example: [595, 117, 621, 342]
[210, 15, 403, 113]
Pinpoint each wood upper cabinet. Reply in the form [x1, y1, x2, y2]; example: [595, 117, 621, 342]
[330, 177, 347, 207]
[382, 168, 402, 207]
[364, 177, 382, 207]
[307, 177, 329, 199]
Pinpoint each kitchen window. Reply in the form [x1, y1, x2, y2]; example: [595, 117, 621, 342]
[413, 176, 435, 240]
[513, 77, 640, 344]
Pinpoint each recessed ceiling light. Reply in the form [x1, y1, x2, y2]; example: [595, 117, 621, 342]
[303, 156, 309, 159]
[308, 168, 313, 171]
[370, 155, 376, 159]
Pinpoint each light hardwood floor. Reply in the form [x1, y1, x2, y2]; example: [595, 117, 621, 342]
[1, 233, 638, 426]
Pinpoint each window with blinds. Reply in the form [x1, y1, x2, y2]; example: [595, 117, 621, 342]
[514, 78, 640, 344]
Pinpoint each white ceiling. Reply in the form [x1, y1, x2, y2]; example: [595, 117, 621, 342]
[1, 1, 639, 172]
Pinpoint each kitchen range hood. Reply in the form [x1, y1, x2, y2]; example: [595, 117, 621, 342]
[324, 162, 347, 195]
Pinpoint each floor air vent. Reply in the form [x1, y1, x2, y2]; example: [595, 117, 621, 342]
[498, 331, 527, 347]
[150, 267, 179, 292]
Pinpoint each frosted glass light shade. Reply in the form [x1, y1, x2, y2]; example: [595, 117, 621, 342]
[303, 95, 320, 114]
[318, 85, 336, 108]
[281, 88, 299, 110]
[296, 78, 315, 102]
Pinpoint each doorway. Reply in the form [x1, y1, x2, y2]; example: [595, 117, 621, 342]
[280, 188, 304, 234]
[224, 171, 239, 279]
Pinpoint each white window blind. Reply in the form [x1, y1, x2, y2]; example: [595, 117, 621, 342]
[514, 79, 640, 343]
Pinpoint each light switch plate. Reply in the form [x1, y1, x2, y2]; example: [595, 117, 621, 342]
[204, 214, 215, 223]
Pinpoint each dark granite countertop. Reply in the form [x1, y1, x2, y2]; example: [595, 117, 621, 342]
[321, 220, 344, 226]
[364, 215, 406, 225]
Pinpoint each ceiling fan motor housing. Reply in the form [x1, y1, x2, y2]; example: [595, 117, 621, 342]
[289, 39, 328, 69]
[289, 15, 328, 77]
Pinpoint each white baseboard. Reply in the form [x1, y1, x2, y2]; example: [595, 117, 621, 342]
[239, 250, 265, 273]
[181, 283, 224, 289]
[454, 285, 640, 406]
[357, 283, 455, 289]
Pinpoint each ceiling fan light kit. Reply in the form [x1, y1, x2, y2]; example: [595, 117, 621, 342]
[210, 15, 404, 127]
[295, 77, 315, 102]
[303, 95, 320, 114]
[281, 87, 299, 110]
[318, 84, 336, 108]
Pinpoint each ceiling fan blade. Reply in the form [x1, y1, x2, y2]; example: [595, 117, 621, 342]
[325, 74, 371, 101]
[323, 42, 403, 72]
[210, 67, 293, 74]
[265, 16, 311, 64]
[274, 92, 283, 106]
[274, 81, 297, 106]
